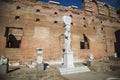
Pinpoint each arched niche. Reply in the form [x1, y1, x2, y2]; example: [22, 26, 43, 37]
[91, 0, 98, 16]
[104, 4, 109, 16]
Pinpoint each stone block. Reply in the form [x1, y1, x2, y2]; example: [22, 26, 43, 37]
[37, 63, 44, 71]
[87, 61, 94, 67]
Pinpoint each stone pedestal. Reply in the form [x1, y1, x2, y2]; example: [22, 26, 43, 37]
[63, 52, 74, 68]
[37, 63, 44, 71]
[36, 48, 43, 64]
[36, 48, 44, 71]
[0, 64, 8, 74]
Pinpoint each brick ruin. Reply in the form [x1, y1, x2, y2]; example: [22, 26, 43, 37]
[0, 0, 120, 62]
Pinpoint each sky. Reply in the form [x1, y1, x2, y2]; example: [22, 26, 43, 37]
[38, 0, 120, 10]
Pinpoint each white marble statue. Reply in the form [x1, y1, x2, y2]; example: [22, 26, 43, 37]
[87, 53, 94, 61]
[62, 16, 72, 53]
[0, 56, 8, 65]
[114, 52, 117, 58]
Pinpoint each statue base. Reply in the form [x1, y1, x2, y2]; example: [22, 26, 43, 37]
[63, 52, 74, 68]
[59, 51, 90, 74]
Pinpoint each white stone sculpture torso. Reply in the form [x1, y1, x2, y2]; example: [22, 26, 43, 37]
[62, 16, 72, 53]
[87, 53, 94, 61]
[0, 56, 8, 65]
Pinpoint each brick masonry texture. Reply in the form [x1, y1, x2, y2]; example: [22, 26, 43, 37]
[0, 0, 120, 62]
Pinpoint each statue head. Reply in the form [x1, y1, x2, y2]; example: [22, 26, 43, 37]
[62, 16, 72, 25]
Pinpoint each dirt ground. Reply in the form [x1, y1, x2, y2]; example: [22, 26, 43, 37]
[0, 59, 120, 80]
[0, 65, 68, 80]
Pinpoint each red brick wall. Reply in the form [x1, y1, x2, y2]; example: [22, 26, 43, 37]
[0, 0, 120, 62]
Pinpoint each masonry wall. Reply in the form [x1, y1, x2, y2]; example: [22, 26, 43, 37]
[0, 0, 120, 62]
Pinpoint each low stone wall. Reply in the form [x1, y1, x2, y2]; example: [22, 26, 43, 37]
[89, 61, 120, 72]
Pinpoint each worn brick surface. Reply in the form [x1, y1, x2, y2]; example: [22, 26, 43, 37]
[0, 0, 120, 62]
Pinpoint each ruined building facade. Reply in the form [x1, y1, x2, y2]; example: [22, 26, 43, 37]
[0, 0, 120, 62]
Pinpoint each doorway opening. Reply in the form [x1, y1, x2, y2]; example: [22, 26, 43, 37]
[114, 30, 120, 58]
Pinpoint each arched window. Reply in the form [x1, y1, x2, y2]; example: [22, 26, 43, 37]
[80, 34, 90, 49]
